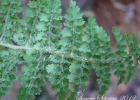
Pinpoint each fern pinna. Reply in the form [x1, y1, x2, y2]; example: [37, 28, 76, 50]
[0, 0, 140, 100]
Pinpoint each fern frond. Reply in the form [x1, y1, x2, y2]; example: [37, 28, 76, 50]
[0, 49, 19, 97]
[65, 0, 86, 96]
[47, 0, 85, 99]
[0, 0, 22, 98]
[47, 55, 70, 100]
[112, 28, 139, 88]
[17, 51, 47, 100]
[0, 0, 140, 100]
[124, 33, 139, 84]
[92, 25, 113, 96]
[112, 27, 127, 88]
[17, 0, 62, 100]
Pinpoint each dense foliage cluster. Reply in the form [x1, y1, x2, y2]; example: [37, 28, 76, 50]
[0, 0, 139, 100]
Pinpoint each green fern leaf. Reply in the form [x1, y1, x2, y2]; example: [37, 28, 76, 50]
[0, 0, 140, 100]
[112, 27, 126, 88]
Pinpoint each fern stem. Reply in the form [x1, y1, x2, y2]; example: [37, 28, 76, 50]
[64, 89, 72, 100]
[0, 42, 127, 67]
[0, 42, 94, 63]
[0, 42, 35, 50]
[48, 16, 53, 48]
